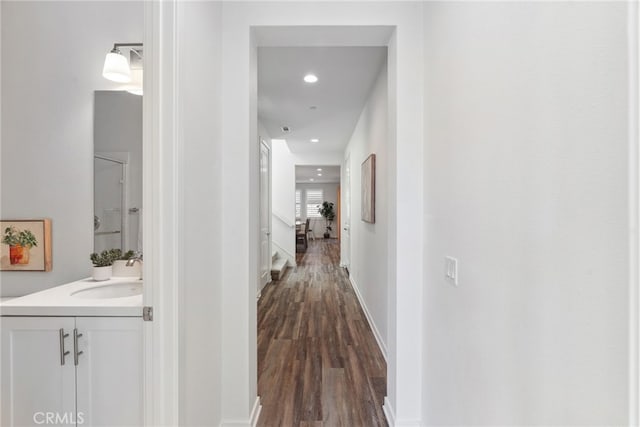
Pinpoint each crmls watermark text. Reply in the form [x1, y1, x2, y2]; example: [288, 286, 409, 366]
[33, 412, 85, 425]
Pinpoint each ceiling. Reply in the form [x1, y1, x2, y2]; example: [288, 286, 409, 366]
[258, 46, 386, 154]
[296, 165, 341, 184]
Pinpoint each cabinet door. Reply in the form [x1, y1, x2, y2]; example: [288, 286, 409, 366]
[1, 317, 76, 427]
[75, 317, 143, 427]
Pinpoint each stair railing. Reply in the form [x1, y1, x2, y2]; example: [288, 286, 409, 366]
[272, 211, 295, 228]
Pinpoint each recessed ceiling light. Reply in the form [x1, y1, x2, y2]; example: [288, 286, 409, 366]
[317, 168, 322, 172]
[317, 173, 322, 176]
[310, 138, 319, 143]
[310, 178, 314, 181]
[304, 74, 318, 83]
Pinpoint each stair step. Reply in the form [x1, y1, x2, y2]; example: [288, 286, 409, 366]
[272, 250, 278, 263]
[271, 257, 288, 281]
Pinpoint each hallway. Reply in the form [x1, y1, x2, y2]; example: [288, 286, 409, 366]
[257, 239, 387, 426]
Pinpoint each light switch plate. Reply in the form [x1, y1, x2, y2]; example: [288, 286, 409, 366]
[445, 256, 458, 286]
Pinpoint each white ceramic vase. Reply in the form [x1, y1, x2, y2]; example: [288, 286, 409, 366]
[92, 266, 112, 281]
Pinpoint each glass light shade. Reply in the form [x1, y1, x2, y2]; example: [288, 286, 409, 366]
[103, 51, 131, 83]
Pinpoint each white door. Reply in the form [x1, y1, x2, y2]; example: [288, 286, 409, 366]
[75, 317, 143, 427]
[259, 140, 272, 292]
[342, 153, 351, 273]
[1, 317, 76, 427]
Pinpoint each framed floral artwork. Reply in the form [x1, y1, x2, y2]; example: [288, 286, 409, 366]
[1, 219, 52, 271]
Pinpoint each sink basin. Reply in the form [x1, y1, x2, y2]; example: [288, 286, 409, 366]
[71, 281, 142, 299]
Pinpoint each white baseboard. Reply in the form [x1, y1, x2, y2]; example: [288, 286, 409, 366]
[250, 397, 262, 427]
[348, 275, 388, 361]
[258, 278, 271, 299]
[383, 398, 421, 427]
[219, 397, 262, 427]
[383, 397, 396, 426]
[384, 399, 421, 427]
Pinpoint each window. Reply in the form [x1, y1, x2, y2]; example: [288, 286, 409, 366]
[306, 189, 323, 218]
[295, 189, 301, 218]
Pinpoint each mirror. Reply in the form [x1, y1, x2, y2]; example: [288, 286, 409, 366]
[93, 91, 142, 253]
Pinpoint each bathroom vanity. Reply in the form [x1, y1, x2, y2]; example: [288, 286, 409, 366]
[0, 278, 143, 427]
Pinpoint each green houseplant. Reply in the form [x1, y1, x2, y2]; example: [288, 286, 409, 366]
[119, 250, 136, 261]
[89, 249, 122, 281]
[318, 201, 336, 239]
[2, 226, 38, 265]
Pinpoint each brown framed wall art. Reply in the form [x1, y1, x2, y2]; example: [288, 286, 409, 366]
[361, 154, 376, 224]
[1, 219, 52, 271]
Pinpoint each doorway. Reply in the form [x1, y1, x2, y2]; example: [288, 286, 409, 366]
[149, 5, 427, 423]
[257, 40, 389, 423]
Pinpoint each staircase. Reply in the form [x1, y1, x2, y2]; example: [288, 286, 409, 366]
[271, 250, 289, 281]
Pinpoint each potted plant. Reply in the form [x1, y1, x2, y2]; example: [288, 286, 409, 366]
[2, 226, 38, 265]
[318, 201, 336, 239]
[89, 249, 122, 281]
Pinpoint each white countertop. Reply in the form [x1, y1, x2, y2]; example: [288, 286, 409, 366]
[1, 277, 143, 317]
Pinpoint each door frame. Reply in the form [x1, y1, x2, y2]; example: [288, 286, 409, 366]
[147, 3, 427, 425]
[143, 1, 180, 425]
[259, 139, 272, 294]
[341, 152, 351, 273]
[630, 2, 640, 424]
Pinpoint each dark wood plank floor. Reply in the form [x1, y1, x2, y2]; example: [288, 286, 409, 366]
[257, 239, 387, 427]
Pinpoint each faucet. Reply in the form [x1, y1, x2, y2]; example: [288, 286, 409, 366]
[126, 251, 143, 266]
[126, 251, 143, 279]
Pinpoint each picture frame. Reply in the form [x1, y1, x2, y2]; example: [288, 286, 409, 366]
[361, 154, 376, 223]
[0, 219, 52, 271]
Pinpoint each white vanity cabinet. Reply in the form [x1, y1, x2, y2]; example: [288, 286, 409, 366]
[0, 317, 76, 427]
[75, 317, 143, 427]
[1, 316, 143, 427]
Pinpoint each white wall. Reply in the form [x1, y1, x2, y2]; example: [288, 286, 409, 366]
[271, 139, 297, 265]
[344, 62, 388, 357]
[0, 1, 143, 297]
[296, 182, 339, 239]
[177, 2, 223, 425]
[422, 2, 631, 425]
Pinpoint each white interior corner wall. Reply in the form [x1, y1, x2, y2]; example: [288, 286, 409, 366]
[344, 61, 389, 358]
[177, 1, 223, 425]
[422, 2, 632, 425]
[219, 2, 424, 424]
[220, 3, 257, 423]
[0, 1, 143, 297]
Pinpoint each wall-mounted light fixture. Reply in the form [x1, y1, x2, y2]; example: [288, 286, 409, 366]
[102, 43, 143, 95]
